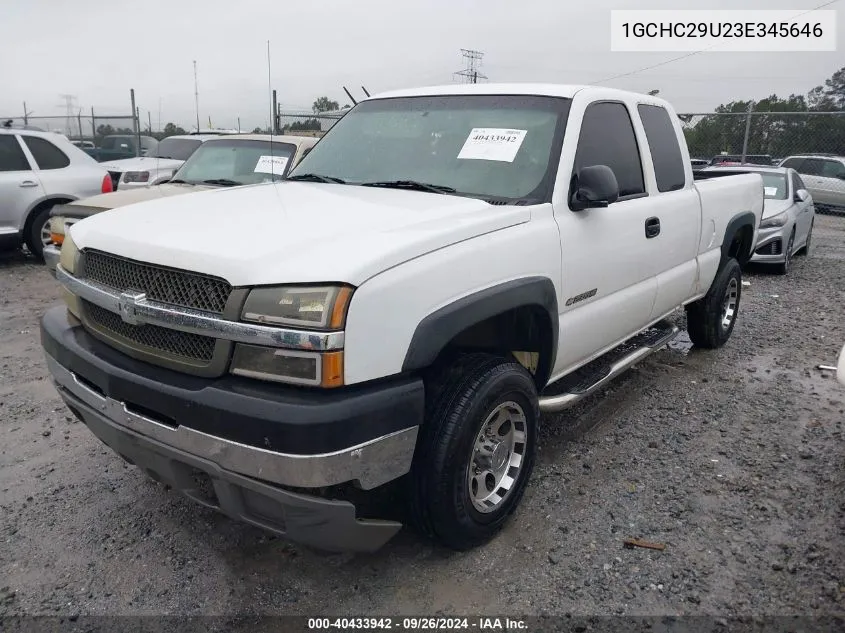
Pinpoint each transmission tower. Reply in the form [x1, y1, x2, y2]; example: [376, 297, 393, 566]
[453, 49, 487, 84]
[58, 94, 78, 135]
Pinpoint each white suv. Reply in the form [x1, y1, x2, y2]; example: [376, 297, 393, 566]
[779, 154, 845, 212]
[0, 129, 111, 259]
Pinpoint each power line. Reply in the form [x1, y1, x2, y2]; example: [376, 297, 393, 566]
[453, 49, 487, 84]
[591, 0, 839, 86]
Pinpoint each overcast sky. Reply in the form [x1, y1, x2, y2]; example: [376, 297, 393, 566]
[1, 0, 841, 130]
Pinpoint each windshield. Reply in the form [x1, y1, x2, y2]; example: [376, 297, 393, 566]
[150, 137, 203, 160]
[288, 95, 572, 203]
[171, 139, 297, 186]
[759, 172, 788, 199]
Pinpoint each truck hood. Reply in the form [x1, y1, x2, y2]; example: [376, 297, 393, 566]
[64, 183, 214, 214]
[762, 198, 793, 219]
[101, 156, 185, 173]
[69, 182, 531, 286]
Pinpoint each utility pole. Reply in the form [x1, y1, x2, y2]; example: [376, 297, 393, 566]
[22, 101, 33, 125]
[193, 60, 201, 133]
[272, 89, 278, 134]
[148, 111, 152, 134]
[453, 49, 487, 84]
[58, 94, 78, 135]
[130, 89, 140, 156]
[741, 101, 754, 164]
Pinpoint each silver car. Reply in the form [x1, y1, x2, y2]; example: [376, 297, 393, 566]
[779, 154, 845, 213]
[703, 165, 815, 274]
[0, 129, 111, 259]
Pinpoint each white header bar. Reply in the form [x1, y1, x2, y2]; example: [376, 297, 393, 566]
[610, 10, 837, 52]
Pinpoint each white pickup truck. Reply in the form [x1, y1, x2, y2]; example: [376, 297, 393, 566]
[42, 84, 764, 552]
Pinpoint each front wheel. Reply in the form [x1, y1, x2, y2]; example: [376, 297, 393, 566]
[25, 206, 54, 261]
[686, 258, 742, 349]
[410, 353, 539, 550]
[777, 230, 795, 275]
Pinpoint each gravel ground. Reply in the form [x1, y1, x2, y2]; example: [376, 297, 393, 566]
[1, 215, 844, 621]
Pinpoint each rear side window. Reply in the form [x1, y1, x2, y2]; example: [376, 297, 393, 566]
[820, 159, 845, 178]
[637, 104, 685, 192]
[781, 157, 805, 171]
[800, 159, 827, 176]
[23, 136, 70, 169]
[574, 102, 645, 198]
[0, 135, 31, 171]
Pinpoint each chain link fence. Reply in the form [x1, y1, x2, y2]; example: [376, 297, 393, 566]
[275, 112, 346, 137]
[1, 112, 139, 145]
[679, 111, 845, 213]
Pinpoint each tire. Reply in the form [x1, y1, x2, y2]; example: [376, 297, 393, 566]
[410, 353, 539, 550]
[777, 230, 795, 275]
[25, 206, 53, 261]
[686, 258, 742, 349]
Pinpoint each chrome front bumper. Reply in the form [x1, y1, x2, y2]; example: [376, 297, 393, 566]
[44, 244, 61, 276]
[45, 353, 418, 491]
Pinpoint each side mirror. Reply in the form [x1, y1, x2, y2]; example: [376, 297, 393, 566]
[570, 165, 619, 211]
[794, 189, 810, 203]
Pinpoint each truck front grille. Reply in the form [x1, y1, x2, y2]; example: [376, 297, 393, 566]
[83, 300, 216, 363]
[107, 171, 122, 191]
[84, 249, 232, 314]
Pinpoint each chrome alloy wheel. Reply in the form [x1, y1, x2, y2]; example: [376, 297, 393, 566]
[720, 277, 739, 332]
[466, 401, 527, 513]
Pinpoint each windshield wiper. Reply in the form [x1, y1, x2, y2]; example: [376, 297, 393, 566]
[360, 180, 456, 194]
[286, 173, 346, 184]
[201, 178, 243, 187]
[154, 155, 172, 159]
[168, 179, 192, 185]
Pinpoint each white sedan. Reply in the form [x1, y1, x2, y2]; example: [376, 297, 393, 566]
[701, 165, 815, 275]
[102, 134, 219, 190]
[0, 128, 111, 259]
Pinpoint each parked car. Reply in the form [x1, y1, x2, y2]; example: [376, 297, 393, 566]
[710, 154, 773, 167]
[778, 154, 845, 213]
[83, 134, 158, 163]
[101, 134, 219, 191]
[699, 166, 814, 274]
[690, 158, 709, 170]
[71, 140, 96, 150]
[0, 128, 111, 259]
[43, 84, 763, 552]
[44, 134, 318, 271]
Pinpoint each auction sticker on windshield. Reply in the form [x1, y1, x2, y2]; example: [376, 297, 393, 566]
[254, 155, 289, 174]
[764, 186, 778, 197]
[458, 128, 527, 162]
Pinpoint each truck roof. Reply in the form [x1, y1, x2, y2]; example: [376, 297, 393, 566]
[371, 83, 645, 101]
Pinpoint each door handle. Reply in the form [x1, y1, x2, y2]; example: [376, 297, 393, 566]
[19, 180, 38, 188]
[645, 217, 661, 238]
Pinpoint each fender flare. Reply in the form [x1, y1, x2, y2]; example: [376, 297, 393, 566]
[401, 277, 559, 385]
[721, 211, 757, 267]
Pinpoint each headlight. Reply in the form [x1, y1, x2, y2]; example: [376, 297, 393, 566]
[234, 285, 352, 387]
[760, 212, 788, 229]
[231, 345, 344, 388]
[59, 231, 82, 319]
[241, 285, 353, 329]
[123, 171, 149, 183]
[50, 216, 66, 245]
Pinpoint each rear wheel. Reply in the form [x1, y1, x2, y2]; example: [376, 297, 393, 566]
[411, 353, 538, 550]
[686, 258, 742, 349]
[25, 206, 54, 261]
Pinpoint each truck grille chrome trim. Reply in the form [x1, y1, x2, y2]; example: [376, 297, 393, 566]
[55, 264, 345, 351]
[46, 354, 417, 490]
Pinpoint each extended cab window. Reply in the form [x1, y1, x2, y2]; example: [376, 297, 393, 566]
[23, 136, 70, 169]
[0, 135, 31, 171]
[574, 102, 645, 198]
[637, 104, 685, 192]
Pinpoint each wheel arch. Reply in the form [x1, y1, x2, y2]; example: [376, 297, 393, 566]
[401, 277, 559, 389]
[23, 195, 77, 234]
[721, 211, 756, 268]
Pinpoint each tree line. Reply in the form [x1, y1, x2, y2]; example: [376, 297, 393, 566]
[683, 66, 845, 159]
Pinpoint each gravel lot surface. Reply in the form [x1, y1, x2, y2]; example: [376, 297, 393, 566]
[1, 215, 843, 621]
